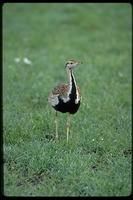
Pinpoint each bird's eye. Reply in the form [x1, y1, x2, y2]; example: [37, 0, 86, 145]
[70, 62, 73, 65]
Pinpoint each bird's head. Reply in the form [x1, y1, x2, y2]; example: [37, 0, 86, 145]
[65, 60, 83, 70]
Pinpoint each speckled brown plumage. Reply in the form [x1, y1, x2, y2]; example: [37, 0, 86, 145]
[50, 83, 69, 98]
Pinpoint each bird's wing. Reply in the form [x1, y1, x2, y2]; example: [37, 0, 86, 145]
[52, 84, 69, 98]
[76, 86, 82, 103]
[48, 84, 69, 106]
[77, 86, 82, 99]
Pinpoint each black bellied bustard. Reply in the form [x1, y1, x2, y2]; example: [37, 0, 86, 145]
[48, 60, 83, 141]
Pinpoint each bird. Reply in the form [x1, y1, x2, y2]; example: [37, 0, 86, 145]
[48, 60, 83, 142]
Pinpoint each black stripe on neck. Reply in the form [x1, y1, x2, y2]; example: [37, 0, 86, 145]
[69, 71, 77, 101]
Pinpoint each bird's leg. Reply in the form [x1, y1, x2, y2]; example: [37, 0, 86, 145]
[55, 111, 58, 140]
[66, 114, 72, 142]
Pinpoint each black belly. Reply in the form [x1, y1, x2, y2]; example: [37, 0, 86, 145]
[53, 98, 81, 114]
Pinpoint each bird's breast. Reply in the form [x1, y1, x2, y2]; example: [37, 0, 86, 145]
[48, 82, 81, 114]
[54, 97, 81, 114]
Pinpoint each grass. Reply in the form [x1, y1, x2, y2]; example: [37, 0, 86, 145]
[3, 3, 132, 196]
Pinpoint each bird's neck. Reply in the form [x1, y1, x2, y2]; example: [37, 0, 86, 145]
[67, 68, 77, 98]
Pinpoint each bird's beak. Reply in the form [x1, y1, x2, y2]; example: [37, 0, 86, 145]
[76, 61, 83, 65]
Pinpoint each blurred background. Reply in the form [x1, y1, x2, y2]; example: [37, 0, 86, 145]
[3, 3, 132, 196]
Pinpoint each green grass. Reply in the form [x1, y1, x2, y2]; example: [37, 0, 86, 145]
[3, 3, 132, 196]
